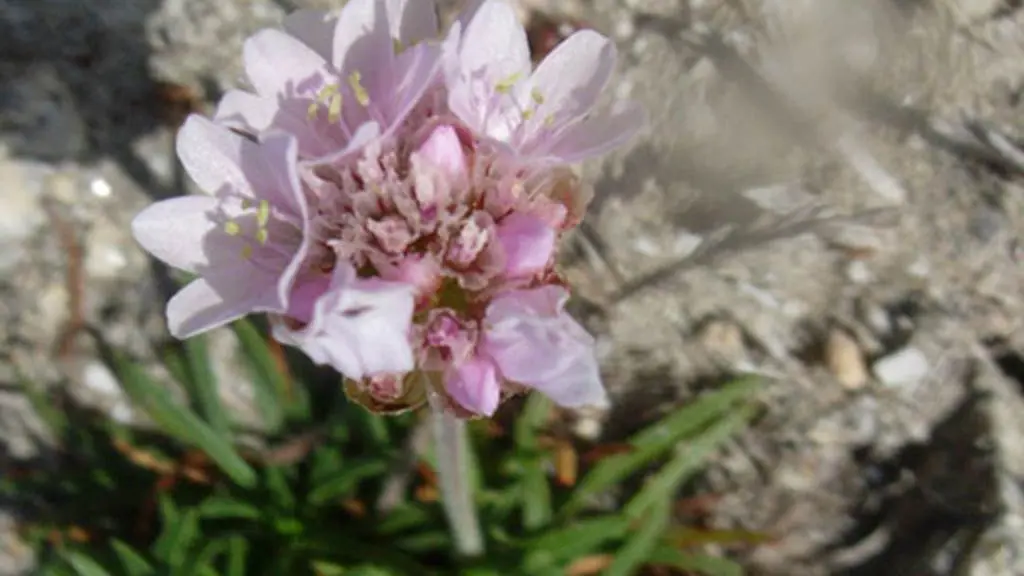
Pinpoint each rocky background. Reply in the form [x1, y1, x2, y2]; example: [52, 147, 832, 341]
[3, 0, 1024, 574]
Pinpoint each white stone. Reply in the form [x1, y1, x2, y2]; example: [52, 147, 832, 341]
[82, 360, 122, 396]
[845, 260, 873, 284]
[872, 347, 930, 387]
[89, 177, 113, 198]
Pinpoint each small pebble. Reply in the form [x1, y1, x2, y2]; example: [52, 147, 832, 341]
[825, 329, 869, 390]
[873, 347, 929, 387]
[846, 260, 873, 284]
[82, 360, 122, 396]
[698, 320, 747, 364]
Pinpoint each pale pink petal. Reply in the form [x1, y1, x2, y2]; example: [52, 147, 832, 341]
[457, 0, 530, 82]
[523, 30, 616, 138]
[242, 132, 307, 219]
[483, 287, 607, 408]
[286, 274, 331, 325]
[274, 263, 416, 380]
[386, 0, 438, 45]
[387, 42, 442, 131]
[213, 90, 276, 133]
[307, 121, 382, 166]
[445, 0, 530, 140]
[244, 28, 330, 97]
[446, 356, 501, 416]
[372, 253, 442, 303]
[538, 101, 646, 163]
[415, 124, 467, 178]
[333, 0, 392, 73]
[283, 9, 337, 61]
[495, 213, 555, 279]
[214, 91, 340, 159]
[167, 275, 276, 339]
[176, 115, 247, 195]
[131, 195, 217, 274]
[487, 284, 566, 321]
[454, 0, 486, 29]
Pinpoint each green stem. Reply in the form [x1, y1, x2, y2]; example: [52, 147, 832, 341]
[431, 404, 484, 558]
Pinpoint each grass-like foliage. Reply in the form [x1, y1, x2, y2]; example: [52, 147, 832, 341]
[7, 319, 763, 576]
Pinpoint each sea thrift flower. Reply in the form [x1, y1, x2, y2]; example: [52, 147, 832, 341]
[133, 0, 643, 417]
[443, 0, 644, 164]
[215, 0, 442, 163]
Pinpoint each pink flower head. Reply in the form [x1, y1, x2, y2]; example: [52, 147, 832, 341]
[215, 0, 442, 163]
[133, 0, 638, 417]
[443, 0, 644, 164]
[131, 116, 313, 338]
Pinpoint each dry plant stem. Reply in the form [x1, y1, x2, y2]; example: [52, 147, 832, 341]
[431, 404, 484, 557]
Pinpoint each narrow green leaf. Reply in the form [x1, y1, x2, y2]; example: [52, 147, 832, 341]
[153, 508, 199, 567]
[63, 551, 113, 576]
[311, 561, 346, 576]
[515, 394, 553, 531]
[562, 378, 757, 516]
[112, 354, 256, 488]
[393, 530, 450, 553]
[232, 319, 290, 429]
[176, 537, 233, 576]
[226, 537, 248, 576]
[646, 546, 744, 576]
[624, 404, 757, 519]
[197, 496, 261, 520]
[265, 466, 296, 510]
[308, 459, 387, 505]
[110, 540, 154, 576]
[375, 505, 432, 535]
[521, 463, 552, 532]
[160, 346, 191, 391]
[159, 494, 180, 527]
[603, 496, 671, 576]
[523, 515, 629, 570]
[514, 392, 552, 447]
[184, 335, 230, 435]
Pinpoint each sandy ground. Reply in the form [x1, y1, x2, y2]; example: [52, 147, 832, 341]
[3, 0, 1024, 574]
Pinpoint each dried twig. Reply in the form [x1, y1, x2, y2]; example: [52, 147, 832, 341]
[42, 198, 85, 359]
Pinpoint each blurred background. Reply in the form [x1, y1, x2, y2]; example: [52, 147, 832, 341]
[2, 0, 1024, 574]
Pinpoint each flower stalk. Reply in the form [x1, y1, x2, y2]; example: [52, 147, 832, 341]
[430, 402, 484, 557]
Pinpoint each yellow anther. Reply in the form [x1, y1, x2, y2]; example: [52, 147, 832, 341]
[328, 94, 343, 123]
[392, 38, 404, 54]
[531, 88, 544, 104]
[495, 72, 522, 94]
[307, 101, 320, 119]
[240, 198, 253, 209]
[241, 244, 254, 260]
[348, 71, 370, 107]
[256, 228, 269, 245]
[257, 199, 271, 227]
[522, 108, 535, 120]
[544, 114, 556, 127]
[223, 220, 241, 236]
[317, 84, 339, 100]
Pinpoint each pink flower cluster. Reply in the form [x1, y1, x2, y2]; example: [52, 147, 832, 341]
[132, 0, 643, 417]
